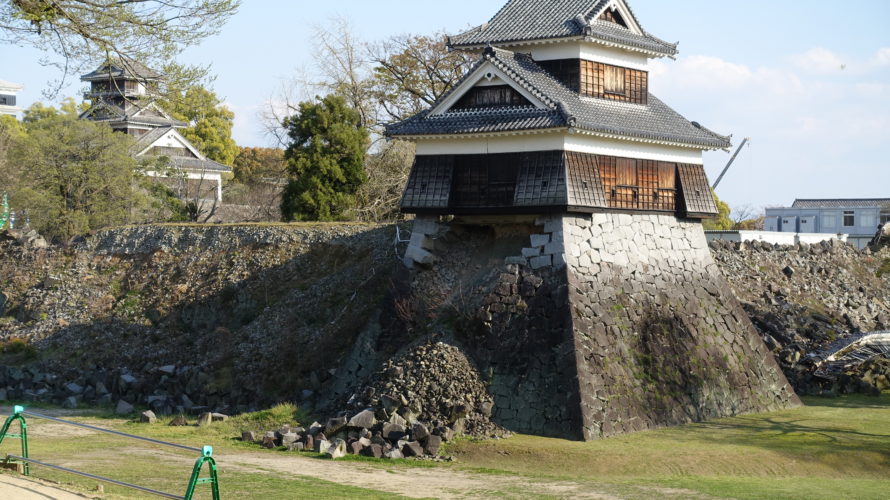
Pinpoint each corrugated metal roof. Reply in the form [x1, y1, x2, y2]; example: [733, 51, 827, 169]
[792, 199, 890, 209]
[449, 0, 677, 56]
[387, 47, 731, 149]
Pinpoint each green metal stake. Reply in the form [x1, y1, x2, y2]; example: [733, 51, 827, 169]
[0, 405, 30, 476]
[0, 193, 9, 230]
[183, 445, 220, 500]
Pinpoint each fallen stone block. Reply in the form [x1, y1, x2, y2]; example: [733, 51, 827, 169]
[196, 412, 213, 426]
[412, 423, 429, 441]
[314, 439, 330, 453]
[168, 415, 188, 426]
[325, 439, 347, 459]
[382, 422, 406, 441]
[348, 409, 376, 430]
[402, 441, 423, 457]
[361, 443, 383, 459]
[115, 400, 134, 415]
[140, 410, 157, 424]
[424, 435, 442, 456]
[325, 416, 347, 435]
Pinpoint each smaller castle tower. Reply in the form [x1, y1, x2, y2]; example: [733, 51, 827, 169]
[80, 59, 185, 137]
[80, 59, 231, 203]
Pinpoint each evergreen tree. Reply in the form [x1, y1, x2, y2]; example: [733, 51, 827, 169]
[703, 191, 733, 231]
[280, 95, 369, 221]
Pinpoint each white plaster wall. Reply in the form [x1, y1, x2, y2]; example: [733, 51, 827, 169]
[527, 42, 650, 71]
[564, 134, 703, 164]
[704, 231, 849, 246]
[415, 133, 704, 164]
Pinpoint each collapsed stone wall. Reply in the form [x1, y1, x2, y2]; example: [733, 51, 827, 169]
[709, 238, 890, 395]
[397, 214, 799, 440]
[0, 219, 825, 442]
[0, 224, 398, 415]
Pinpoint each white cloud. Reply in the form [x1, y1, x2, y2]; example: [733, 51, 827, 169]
[790, 47, 847, 74]
[871, 47, 890, 67]
[652, 51, 890, 208]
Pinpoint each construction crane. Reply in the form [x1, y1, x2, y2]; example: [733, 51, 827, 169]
[712, 137, 750, 190]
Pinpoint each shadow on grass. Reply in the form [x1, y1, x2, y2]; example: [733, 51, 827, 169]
[801, 394, 890, 409]
[687, 396, 890, 463]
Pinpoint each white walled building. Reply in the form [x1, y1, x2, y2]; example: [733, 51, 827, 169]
[0, 79, 24, 117]
[765, 199, 890, 250]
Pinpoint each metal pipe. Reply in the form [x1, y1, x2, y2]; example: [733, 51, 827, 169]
[712, 137, 750, 190]
[21, 411, 202, 454]
[6, 455, 183, 499]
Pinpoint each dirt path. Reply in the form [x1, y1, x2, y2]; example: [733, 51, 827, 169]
[0, 473, 90, 500]
[0, 407, 710, 499]
[221, 451, 620, 499]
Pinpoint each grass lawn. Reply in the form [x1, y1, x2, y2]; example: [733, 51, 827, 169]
[445, 394, 890, 499]
[0, 394, 887, 499]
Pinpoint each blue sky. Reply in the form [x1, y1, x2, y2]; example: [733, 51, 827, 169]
[4, 0, 889, 210]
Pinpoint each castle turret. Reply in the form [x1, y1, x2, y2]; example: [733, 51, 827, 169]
[386, 0, 799, 441]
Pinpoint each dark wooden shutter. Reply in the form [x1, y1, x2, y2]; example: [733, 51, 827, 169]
[401, 155, 454, 210]
[677, 164, 718, 217]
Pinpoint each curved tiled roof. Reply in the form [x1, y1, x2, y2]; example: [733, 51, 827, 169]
[449, 0, 677, 57]
[81, 58, 163, 81]
[387, 47, 731, 150]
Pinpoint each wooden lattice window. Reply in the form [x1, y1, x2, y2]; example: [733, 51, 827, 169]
[580, 60, 647, 104]
[604, 66, 626, 95]
[453, 85, 531, 109]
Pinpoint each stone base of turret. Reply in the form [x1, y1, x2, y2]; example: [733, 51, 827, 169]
[402, 213, 800, 440]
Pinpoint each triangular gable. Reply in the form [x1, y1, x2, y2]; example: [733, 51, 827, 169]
[430, 60, 550, 116]
[135, 127, 205, 160]
[79, 102, 126, 121]
[131, 101, 178, 123]
[588, 0, 644, 36]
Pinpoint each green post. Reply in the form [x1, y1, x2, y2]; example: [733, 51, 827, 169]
[183, 445, 220, 500]
[0, 193, 9, 230]
[0, 405, 30, 475]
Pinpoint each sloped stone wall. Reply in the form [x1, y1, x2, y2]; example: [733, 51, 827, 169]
[553, 213, 800, 439]
[404, 213, 800, 440]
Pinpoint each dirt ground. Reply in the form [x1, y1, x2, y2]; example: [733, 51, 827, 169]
[0, 472, 90, 499]
[0, 406, 713, 499]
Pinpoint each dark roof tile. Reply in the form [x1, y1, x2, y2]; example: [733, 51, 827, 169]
[449, 0, 677, 56]
[387, 47, 730, 149]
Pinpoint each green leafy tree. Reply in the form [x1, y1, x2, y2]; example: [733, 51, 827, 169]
[369, 33, 476, 122]
[703, 191, 733, 230]
[2, 0, 239, 95]
[233, 146, 286, 185]
[161, 84, 238, 166]
[281, 95, 369, 221]
[3, 104, 166, 240]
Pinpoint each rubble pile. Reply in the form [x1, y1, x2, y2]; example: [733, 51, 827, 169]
[710, 239, 890, 394]
[244, 342, 505, 459]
